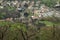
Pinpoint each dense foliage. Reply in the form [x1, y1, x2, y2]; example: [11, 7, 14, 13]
[41, 0, 57, 7]
[0, 21, 60, 40]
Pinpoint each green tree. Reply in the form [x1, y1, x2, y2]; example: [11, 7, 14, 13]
[0, 13, 6, 19]
[41, 0, 57, 7]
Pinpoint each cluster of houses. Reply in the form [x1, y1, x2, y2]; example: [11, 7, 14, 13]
[0, 0, 60, 21]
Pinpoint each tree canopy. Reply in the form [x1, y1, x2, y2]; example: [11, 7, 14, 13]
[41, 0, 57, 7]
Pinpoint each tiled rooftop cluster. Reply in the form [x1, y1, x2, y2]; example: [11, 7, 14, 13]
[0, 0, 60, 20]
